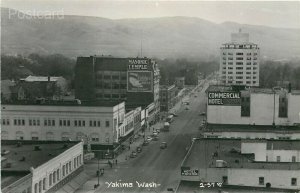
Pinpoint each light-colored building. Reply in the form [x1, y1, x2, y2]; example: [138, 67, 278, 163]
[220, 29, 260, 87]
[207, 88, 300, 126]
[1, 101, 125, 146]
[181, 139, 300, 191]
[1, 141, 85, 193]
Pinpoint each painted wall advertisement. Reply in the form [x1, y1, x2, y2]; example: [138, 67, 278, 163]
[127, 71, 153, 92]
[208, 92, 241, 106]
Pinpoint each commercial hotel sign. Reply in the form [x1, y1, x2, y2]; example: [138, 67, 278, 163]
[208, 92, 241, 106]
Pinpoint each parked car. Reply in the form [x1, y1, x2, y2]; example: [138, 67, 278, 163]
[200, 112, 206, 116]
[136, 146, 142, 153]
[153, 135, 159, 141]
[156, 129, 160, 133]
[170, 113, 178, 117]
[143, 140, 149, 146]
[160, 142, 167, 149]
[130, 151, 137, 158]
[153, 131, 158, 136]
[185, 107, 189, 110]
[146, 136, 152, 141]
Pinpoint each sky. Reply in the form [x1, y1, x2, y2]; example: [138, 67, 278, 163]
[2, 0, 300, 29]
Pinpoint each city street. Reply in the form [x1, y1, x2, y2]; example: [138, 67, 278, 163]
[75, 83, 209, 193]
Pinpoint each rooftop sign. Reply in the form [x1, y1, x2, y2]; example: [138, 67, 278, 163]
[208, 91, 241, 106]
[128, 59, 149, 71]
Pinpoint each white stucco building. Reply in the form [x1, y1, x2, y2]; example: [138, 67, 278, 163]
[1, 101, 125, 145]
[1, 141, 84, 193]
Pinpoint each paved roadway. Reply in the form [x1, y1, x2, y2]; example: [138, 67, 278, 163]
[78, 83, 209, 193]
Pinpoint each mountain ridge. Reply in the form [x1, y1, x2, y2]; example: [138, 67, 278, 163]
[1, 7, 300, 60]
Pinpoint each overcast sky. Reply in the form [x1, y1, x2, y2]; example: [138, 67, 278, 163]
[2, 0, 300, 29]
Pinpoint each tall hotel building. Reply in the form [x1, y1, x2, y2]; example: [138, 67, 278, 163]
[220, 30, 260, 87]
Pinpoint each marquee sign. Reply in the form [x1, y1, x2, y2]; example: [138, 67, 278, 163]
[208, 92, 241, 106]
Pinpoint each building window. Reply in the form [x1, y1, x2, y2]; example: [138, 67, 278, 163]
[106, 121, 110, 127]
[69, 161, 72, 171]
[291, 178, 297, 186]
[57, 169, 60, 180]
[277, 156, 281, 162]
[74, 120, 77, 126]
[292, 156, 296, 162]
[62, 165, 65, 176]
[49, 173, 52, 186]
[222, 176, 228, 184]
[43, 178, 46, 190]
[53, 171, 56, 183]
[259, 177, 264, 185]
[97, 121, 101, 127]
[241, 96, 250, 117]
[279, 97, 288, 118]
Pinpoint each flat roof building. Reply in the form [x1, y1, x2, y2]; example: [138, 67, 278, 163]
[1, 141, 85, 193]
[75, 56, 160, 111]
[180, 139, 300, 191]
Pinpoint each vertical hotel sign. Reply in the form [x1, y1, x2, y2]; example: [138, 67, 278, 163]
[127, 59, 153, 92]
[208, 92, 241, 106]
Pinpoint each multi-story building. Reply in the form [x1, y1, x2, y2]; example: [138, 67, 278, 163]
[180, 139, 300, 191]
[20, 75, 68, 100]
[175, 77, 185, 89]
[204, 85, 300, 139]
[1, 101, 126, 147]
[159, 84, 177, 112]
[75, 56, 160, 119]
[1, 141, 85, 193]
[220, 29, 260, 87]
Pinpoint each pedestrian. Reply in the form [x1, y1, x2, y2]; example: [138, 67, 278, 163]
[115, 159, 118, 165]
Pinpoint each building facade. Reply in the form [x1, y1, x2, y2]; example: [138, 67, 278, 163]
[181, 139, 300, 191]
[75, 56, 160, 115]
[220, 29, 260, 87]
[159, 84, 177, 112]
[0, 101, 126, 146]
[1, 141, 84, 193]
[207, 88, 300, 126]
[20, 76, 68, 100]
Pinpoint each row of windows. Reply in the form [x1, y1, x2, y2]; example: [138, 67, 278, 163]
[223, 80, 257, 85]
[2, 118, 110, 128]
[258, 177, 297, 186]
[223, 52, 258, 56]
[95, 83, 127, 89]
[96, 93, 126, 99]
[96, 74, 127, 80]
[34, 155, 82, 193]
[2, 131, 101, 141]
[223, 57, 258, 61]
[222, 71, 257, 75]
[223, 62, 258, 65]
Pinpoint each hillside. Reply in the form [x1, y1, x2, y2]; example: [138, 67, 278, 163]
[1, 8, 300, 60]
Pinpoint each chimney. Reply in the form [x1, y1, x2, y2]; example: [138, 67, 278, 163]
[288, 82, 292, 93]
